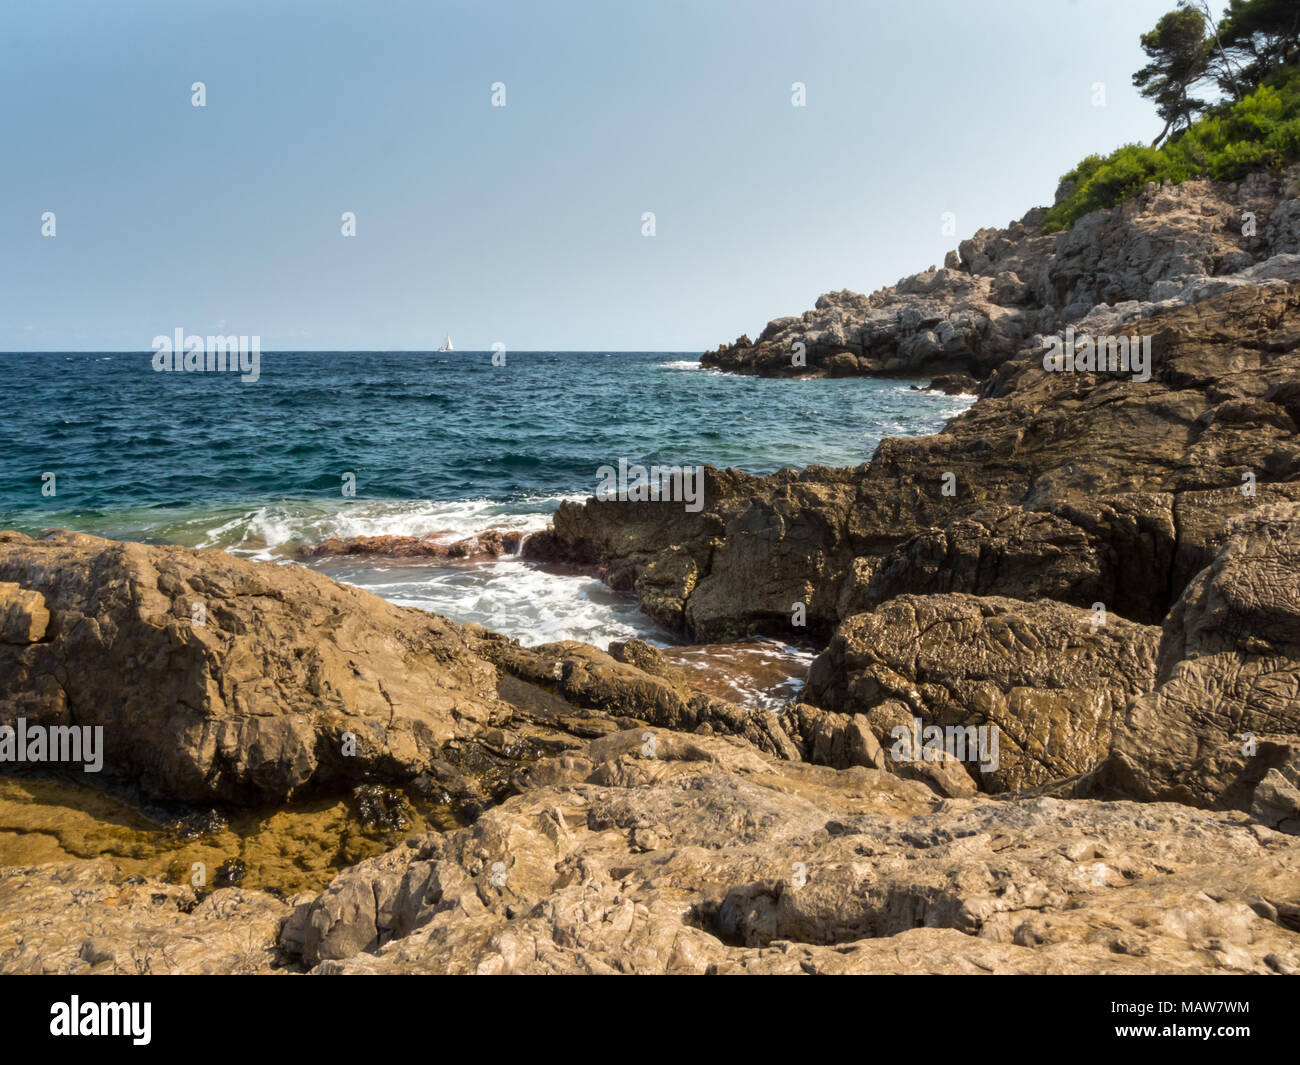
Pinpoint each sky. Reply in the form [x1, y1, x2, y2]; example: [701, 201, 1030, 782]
[1, 0, 1184, 352]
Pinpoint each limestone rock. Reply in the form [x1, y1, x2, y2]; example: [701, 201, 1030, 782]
[806, 595, 1160, 792]
[0, 860, 289, 974]
[700, 167, 1300, 382]
[274, 762, 1300, 974]
[0, 581, 48, 644]
[0, 532, 791, 805]
[1093, 502, 1300, 809]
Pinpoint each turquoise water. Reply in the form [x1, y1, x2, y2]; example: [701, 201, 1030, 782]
[0, 351, 971, 646]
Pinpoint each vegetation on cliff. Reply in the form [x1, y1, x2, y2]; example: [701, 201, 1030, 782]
[1043, 0, 1300, 232]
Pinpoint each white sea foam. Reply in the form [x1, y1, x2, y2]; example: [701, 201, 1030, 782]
[196, 495, 585, 561]
[187, 494, 667, 650]
[319, 553, 674, 650]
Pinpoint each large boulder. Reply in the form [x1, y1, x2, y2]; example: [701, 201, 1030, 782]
[1093, 501, 1300, 809]
[0, 530, 503, 803]
[806, 594, 1161, 792]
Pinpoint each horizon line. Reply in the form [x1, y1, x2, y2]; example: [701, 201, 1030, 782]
[0, 349, 709, 355]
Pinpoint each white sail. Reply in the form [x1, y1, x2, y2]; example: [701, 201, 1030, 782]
[439, 334, 453, 352]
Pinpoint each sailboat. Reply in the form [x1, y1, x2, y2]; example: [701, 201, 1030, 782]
[438, 334, 454, 353]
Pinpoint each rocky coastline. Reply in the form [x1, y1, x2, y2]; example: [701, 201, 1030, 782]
[4, 171, 1300, 974]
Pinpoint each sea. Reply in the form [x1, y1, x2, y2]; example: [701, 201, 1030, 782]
[0, 351, 973, 706]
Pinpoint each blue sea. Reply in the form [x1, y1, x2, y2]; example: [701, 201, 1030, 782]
[0, 351, 972, 658]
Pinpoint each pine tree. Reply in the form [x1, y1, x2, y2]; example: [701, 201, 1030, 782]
[1133, 7, 1212, 145]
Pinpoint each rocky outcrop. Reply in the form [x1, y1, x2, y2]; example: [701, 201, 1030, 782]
[702, 267, 1041, 379]
[526, 465, 861, 640]
[519, 191, 1300, 820]
[4, 515, 1300, 972]
[0, 529, 501, 805]
[0, 530, 786, 807]
[7, 726, 1300, 975]
[1089, 501, 1300, 809]
[266, 733, 1300, 974]
[531, 280, 1300, 640]
[702, 168, 1300, 380]
[805, 499, 1300, 809]
[805, 595, 1161, 793]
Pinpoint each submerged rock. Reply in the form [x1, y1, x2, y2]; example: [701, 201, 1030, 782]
[165, 808, 229, 842]
[214, 857, 246, 888]
[302, 529, 525, 561]
[350, 784, 410, 831]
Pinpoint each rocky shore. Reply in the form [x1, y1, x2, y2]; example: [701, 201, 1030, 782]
[699, 167, 1300, 379]
[3, 171, 1300, 974]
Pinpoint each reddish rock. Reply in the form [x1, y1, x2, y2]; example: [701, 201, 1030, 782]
[303, 529, 526, 561]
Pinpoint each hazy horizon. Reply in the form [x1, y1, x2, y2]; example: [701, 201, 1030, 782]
[0, 348, 707, 354]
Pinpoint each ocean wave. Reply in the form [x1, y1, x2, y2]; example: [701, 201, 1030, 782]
[193, 495, 585, 561]
[325, 554, 674, 650]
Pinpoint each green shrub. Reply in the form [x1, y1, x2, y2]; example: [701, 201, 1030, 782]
[1271, 116, 1300, 157]
[1042, 67, 1300, 231]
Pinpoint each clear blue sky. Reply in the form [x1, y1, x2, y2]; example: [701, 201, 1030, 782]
[2, 0, 1179, 351]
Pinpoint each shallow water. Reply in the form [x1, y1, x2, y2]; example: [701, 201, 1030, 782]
[661, 640, 817, 711]
[0, 772, 457, 896]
